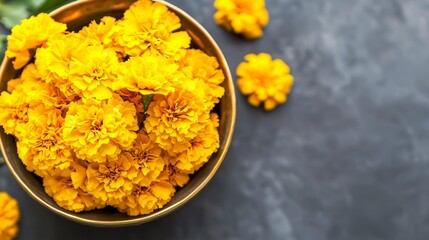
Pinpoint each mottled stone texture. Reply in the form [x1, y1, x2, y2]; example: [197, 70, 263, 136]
[2, 0, 429, 239]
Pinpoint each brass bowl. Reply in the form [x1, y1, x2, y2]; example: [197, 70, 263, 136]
[0, 0, 236, 227]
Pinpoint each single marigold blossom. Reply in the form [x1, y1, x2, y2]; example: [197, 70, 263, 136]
[113, 54, 180, 96]
[78, 16, 117, 48]
[116, 170, 175, 216]
[237, 53, 294, 111]
[178, 49, 225, 109]
[43, 173, 103, 213]
[69, 45, 120, 100]
[144, 84, 210, 154]
[85, 155, 138, 205]
[124, 131, 165, 187]
[171, 113, 220, 174]
[62, 94, 138, 163]
[17, 106, 73, 177]
[107, 0, 190, 59]
[6, 13, 67, 69]
[214, 0, 269, 39]
[0, 193, 20, 240]
[35, 33, 88, 98]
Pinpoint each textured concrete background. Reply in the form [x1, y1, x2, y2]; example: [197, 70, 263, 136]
[2, 0, 429, 239]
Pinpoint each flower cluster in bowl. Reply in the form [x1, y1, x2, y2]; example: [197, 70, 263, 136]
[0, 0, 225, 216]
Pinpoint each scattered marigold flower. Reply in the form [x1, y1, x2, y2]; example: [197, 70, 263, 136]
[237, 53, 294, 111]
[214, 0, 269, 39]
[62, 95, 138, 163]
[6, 13, 67, 69]
[0, 192, 20, 240]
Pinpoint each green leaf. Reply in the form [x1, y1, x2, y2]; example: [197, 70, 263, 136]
[142, 94, 154, 114]
[0, 2, 30, 29]
[0, 34, 6, 57]
[0, 154, 4, 166]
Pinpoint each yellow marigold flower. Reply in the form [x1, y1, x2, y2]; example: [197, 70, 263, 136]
[0, 192, 20, 240]
[178, 49, 225, 109]
[108, 0, 191, 59]
[113, 54, 179, 96]
[237, 53, 294, 111]
[116, 170, 175, 216]
[6, 64, 64, 110]
[171, 113, 220, 174]
[35, 33, 88, 98]
[6, 13, 67, 69]
[78, 16, 117, 47]
[17, 106, 73, 177]
[43, 174, 103, 213]
[85, 156, 138, 205]
[124, 131, 165, 187]
[69, 45, 119, 100]
[214, 0, 269, 39]
[144, 85, 209, 154]
[0, 91, 29, 137]
[62, 95, 138, 163]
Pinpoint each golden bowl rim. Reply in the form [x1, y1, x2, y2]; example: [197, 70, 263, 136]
[0, 0, 236, 227]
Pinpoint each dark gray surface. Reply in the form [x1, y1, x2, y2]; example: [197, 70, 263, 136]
[1, 0, 429, 239]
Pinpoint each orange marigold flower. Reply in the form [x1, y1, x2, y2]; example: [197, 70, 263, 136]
[214, 0, 269, 39]
[0, 192, 20, 240]
[6, 13, 67, 69]
[43, 174, 103, 213]
[237, 53, 294, 111]
[62, 95, 138, 163]
[108, 0, 190, 58]
[85, 156, 138, 205]
[171, 113, 220, 174]
[116, 170, 175, 216]
[144, 85, 209, 154]
[17, 106, 73, 177]
[178, 49, 225, 109]
[124, 131, 165, 187]
[113, 54, 179, 96]
[69, 45, 119, 100]
[165, 163, 190, 188]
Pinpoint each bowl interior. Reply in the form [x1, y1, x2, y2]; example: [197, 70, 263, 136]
[0, 0, 235, 226]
